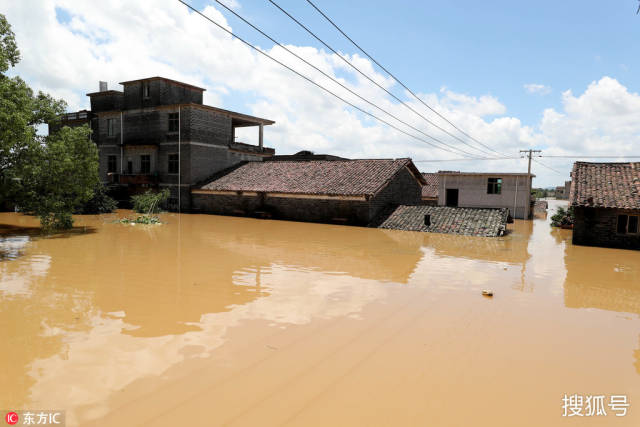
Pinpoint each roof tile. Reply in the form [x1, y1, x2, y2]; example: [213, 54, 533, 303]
[570, 162, 640, 209]
[199, 159, 414, 196]
[421, 173, 439, 198]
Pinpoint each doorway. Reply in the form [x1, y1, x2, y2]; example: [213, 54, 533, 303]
[446, 189, 459, 207]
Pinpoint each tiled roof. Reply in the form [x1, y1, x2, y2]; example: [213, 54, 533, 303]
[421, 173, 439, 198]
[374, 206, 509, 237]
[199, 159, 421, 196]
[570, 162, 640, 209]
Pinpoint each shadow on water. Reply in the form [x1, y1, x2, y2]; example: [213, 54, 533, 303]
[0, 223, 97, 261]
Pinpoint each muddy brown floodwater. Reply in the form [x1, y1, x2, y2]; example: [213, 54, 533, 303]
[1, 200, 639, 426]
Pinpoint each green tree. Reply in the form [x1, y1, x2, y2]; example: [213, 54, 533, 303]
[1, 13, 100, 229]
[131, 189, 170, 215]
[16, 126, 99, 230]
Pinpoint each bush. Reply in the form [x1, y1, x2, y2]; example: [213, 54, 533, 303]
[550, 206, 574, 227]
[131, 189, 169, 214]
[76, 184, 117, 214]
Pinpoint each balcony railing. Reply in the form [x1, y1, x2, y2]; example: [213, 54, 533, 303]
[107, 173, 159, 185]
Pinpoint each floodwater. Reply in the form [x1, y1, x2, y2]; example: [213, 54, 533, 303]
[0, 200, 638, 426]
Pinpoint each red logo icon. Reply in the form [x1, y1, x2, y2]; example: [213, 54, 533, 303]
[5, 412, 18, 425]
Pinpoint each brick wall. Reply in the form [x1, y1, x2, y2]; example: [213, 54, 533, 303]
[369, 167, 422, 219]
[123, 80, 203, 110]
[186, 107, 232, 144]
[573, 206, 640, 250]
[89, 92, 124, 112]
[192, 193, 371, 225]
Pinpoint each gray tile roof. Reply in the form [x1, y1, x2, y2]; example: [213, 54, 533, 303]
[570, 162, 640, 209]
[374, 205, 509, 237]
[199, 159, 422, 197]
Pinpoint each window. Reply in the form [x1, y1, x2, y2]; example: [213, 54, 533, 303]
[617, 214, 639, 234]
[487, 177, 502, 194]
[168, 113, 179, 132]
[107, 118, 115, 137]
[143, 81, 150, 98]
[140, 155, 151, 174]
[168, 153, 179, 174]
[107, 155, 117, 173]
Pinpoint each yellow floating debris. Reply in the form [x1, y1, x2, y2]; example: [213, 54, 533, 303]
[482, 290, 494, 297]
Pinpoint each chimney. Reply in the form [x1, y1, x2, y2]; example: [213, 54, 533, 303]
[99, 81, 108, 92]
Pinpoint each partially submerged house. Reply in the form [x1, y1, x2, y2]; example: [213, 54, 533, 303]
[192, 158, 426, 225]
[570, 162, 640, 250]
[421, 173, 439, 206]
[376, 205, 509, 237]
[49, 77, 275, 210]
[437, 171, 534, 219]
[555, 181, 571, 200]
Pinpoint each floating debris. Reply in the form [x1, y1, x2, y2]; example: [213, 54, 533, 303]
[482, 290, 494, 297]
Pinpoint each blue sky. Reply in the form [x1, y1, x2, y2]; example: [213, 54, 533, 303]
[194, 0, 640, 127]
[3, 0, 640, 186]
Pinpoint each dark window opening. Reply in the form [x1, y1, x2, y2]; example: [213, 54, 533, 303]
[617, 215, 628, 234]
[624, 215, 639, 234]
[140, 155, 151, 174]
[487, 177, 502, 194]
[107, 118, 115, 137]
[168, 153, 179, 174]
[446, 189, 459, 207]
[107, 155, 117, 173]
[143, 82, 150, 98]
[127, 159, 133, 174]
[168, 113, 179, 132]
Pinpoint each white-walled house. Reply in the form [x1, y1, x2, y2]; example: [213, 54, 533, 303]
[437, 171, 534, 219]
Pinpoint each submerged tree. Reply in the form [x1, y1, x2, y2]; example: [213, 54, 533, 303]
[0, 13, 99, 229]
[550, 206, 574, 228]
[17, 126, 99, 230]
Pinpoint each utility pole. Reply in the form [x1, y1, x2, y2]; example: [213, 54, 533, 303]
[520, 149, 542, 219]
[520, 149, 542, 177]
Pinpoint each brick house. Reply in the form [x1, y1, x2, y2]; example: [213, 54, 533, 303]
[555, 180, 571, 200]
[49, 77, 275, 210]
[192, 158, 426, 225]
[570, 162, 640, 250]
[421, 173, 439, 206]
[436, 171, 534, 219]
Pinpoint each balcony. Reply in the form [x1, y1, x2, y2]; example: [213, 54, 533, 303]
[107, 172, 159, 186]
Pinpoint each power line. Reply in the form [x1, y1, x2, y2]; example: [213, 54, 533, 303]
[541, 155, 640, 159]
[266, 0, 502, 158]
[532, 158, 565, 175]
[414, 156, 520, 162]
[210, 0, 484, 159]
[304, 0, 504, 157]
[175, 0, 479, 157]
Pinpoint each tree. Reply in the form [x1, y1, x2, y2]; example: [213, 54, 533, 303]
[131, 189, 170, 215]
[1, 13, 100, 229]
[16, 126, 99, 230]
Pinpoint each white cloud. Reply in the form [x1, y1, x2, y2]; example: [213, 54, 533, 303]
[1, 0, 638, 187]
[524, 83, 551, 95]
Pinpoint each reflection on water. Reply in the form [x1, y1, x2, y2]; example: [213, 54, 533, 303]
[1, 200, 639, 426]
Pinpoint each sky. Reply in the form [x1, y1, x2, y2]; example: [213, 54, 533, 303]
[1, 0, 639, 187]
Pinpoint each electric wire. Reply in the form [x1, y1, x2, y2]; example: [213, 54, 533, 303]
[211, 0, 485, 158]
[266, 0, 503, 158]
[303, 0, 505, 157]
[176, 0, 480, 157]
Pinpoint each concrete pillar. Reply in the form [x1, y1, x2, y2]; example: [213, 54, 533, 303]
[259, 124, 263, 149]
